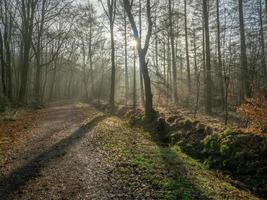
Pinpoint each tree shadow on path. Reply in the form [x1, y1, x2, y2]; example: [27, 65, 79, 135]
[0, 114, 107, 200]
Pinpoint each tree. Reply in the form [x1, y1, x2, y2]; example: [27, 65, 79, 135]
[238, 0, 250, 101]
[18, 0, 38, 103]
[133, 46, 137, 109]
[203, 0, 212, 114]
[75, 3, 101, 100]
[123, 0, 155, 119]
[100, 0, 117, 111]
[0, 0, 13, 101]
[124, 9, 129, 105]
[184, 0, 191, 103]
[216, 0, 224, 110]
[168, 0, 178, 104]
[139, 0, 145, 107]
[259, 0, 266, 78]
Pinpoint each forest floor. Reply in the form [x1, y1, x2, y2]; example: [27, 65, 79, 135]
[0, 102, 262, 200]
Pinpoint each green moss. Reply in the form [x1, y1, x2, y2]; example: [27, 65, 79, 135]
[203, 128, 238, 157]
[220, 144, 231, 156]
[203, 135, 217, 149]
[131, 154, 155, 170]
[173, 146, 212, 172]
[146, 174, 192, 200]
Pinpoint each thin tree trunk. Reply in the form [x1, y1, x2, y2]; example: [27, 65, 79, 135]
[82, 40, 88, 98]
[89, 22, 94, 99]
[133, 48, 137, 109]
[202, 16, 206, 82]
[259, 0, 266, 77]
[203, 0, 212, 114]
[216, 0, 225, 110]
[49, 60, 57, 100]
[109, 23, 116, 110]
[4, 14, 12, 101]
[167, 36, 172, 104]
[124, 11, 129, 105]
[139, 0, 145, 107]
[0, 30, 6, 97]
[193, 28, 198, 88]
[184, 0, 191, 102]
[238, 0, 250, 101]
[18, 0, 36, 103]
[169, 0, 178, 104]
[34, 0, 46, 105]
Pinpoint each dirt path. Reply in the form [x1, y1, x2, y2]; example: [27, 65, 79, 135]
[0, 103, 261, 200]
[0, 103, 117, 200]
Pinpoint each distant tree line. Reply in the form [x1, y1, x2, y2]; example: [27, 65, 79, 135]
[1, 0, 266, 121]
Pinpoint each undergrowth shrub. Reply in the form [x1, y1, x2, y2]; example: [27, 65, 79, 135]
[203, 128, 267, 195]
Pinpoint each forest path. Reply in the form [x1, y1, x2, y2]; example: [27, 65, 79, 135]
[0, 102, 118, 199]
[0, 102, 260, 200]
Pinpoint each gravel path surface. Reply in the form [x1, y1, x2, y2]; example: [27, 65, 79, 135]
[0, 103, 119, 200]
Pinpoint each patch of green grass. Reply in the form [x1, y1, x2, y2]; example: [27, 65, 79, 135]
[131, 154, 155, 170]
[171, 145, 209, 170]
[98, 115, 259, 200]
[128, 151, 195, 199]
[103, 131, 206, 199]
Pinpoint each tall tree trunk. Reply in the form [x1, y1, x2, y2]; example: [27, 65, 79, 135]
[0, 0, 12, 101]
[5, 18, 12, 101]
[18, 0, 36, 103]
[139, 51, 154, 118]
[34, 51, 42, 104]
[238, 0, 250, 101]
[82, 41, 88, 98]
[18, 38, 31, 103]
[99, 0, 117, 110]
[49, 61, 57, 100]
[167, 36, 172, 104]
[169, 0, 178, 104]
[124, 11, 129, 106]
[216, 0, 225, 110]
[203, 0, 212, 114]
[259, 0, 266, 77]
[123, 0, 155, 120]
[163, 40, 168, 105]
[202, 16, 206, 82]
[184, 0, 191, 102]
[139, 0, 145, 107]
[154, 22, 160, 105]
[109, 23, 116, 110]
[163, 41, 166, 86]
[89, 22, 94, 99]
[133, 48, 137, 109]
[41, 61, 48, 101]
[0, 30, 7, 97]
[34, 0, 46, 105]
[193, 28, 198, 89]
